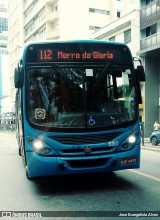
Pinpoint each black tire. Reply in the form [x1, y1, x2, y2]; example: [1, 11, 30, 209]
[151, 136, 158, 145]
[18, 138, 23, 156]
[18, 146, 22, 156]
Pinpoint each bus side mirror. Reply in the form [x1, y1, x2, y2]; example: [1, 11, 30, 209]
[14, 67, 24, 88]
[136, 66, 146, 82]
[133, 57, 146, 82]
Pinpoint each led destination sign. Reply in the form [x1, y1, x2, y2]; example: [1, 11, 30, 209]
[39, 49, 114, 61]
[26, 42, 131, 63]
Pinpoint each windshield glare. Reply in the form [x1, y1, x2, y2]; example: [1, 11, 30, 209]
[27, 64, 137, 129]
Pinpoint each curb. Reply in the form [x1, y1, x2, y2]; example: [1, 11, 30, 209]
[141, 143, 160, 152]
[141, 147, 160, 152]
[141, 138, 160, 152]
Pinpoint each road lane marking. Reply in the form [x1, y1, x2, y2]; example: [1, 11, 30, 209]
[129, 169, 160, 183]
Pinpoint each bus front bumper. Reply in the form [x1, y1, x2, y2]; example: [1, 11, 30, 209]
[26, 145, 140, 178]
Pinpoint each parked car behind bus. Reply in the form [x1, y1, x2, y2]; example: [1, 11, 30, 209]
[150, 130, 160, 145]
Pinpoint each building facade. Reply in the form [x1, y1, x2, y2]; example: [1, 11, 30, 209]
[8, 0, 23, 105]
[137, 0, 160, 136]
[0, 0, 11, 115]
[91, 10, 140, 57]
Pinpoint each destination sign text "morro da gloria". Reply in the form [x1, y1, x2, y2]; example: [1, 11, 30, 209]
[39, 49, 114, 61]
[57, 51, 114, 59]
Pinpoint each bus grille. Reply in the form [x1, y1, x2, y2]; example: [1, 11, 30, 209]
[49, 132, 122, 145]
[62, 146, 112, 154]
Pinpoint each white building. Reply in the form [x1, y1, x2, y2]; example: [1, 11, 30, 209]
[0, 0, 11, 114]
[23, 0, 139, 42]
[8, 0, 23, 104]
[8, 0, 139, 106]
[91, 10, 140, 57]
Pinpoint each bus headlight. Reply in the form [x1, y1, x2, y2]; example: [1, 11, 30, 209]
[128, 135, 136, 144]
[32, 140, 57, 156]
[121, 134, 137, 150]
[33, 140, 43, 149]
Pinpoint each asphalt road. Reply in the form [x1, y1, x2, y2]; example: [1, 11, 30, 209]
[0, 132, 160, 220]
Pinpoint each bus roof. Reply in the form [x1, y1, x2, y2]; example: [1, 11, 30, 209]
[23, 39, 128, 48]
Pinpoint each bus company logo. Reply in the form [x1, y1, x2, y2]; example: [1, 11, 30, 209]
[35, 108, 46, 119]
[84, 146, 92, 154]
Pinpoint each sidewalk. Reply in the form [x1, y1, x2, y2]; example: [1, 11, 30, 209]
[142, 137, 150, 144]
[141, 137, 160, 152]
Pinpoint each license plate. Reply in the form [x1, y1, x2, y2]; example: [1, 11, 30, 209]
[120, 157, 137, 165]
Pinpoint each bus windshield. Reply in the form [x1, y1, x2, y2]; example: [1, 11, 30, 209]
[26, 63, 137, 129]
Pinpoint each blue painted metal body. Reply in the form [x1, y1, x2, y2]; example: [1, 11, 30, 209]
[18, 40, 141, 178]
[23, 121, 141, 178]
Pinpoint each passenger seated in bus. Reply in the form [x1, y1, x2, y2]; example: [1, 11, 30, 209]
[28, 81, 39, 117]
[48, 80, 59, 121]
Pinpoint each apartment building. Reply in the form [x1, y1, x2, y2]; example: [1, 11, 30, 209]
[23, 0, 139, 42]
[8, 0, 139, 109]
[8, 0, 23, 104]
[0, 0, 11, 114]
[91, 10, 140, 57]
[137, 0, 160, 136]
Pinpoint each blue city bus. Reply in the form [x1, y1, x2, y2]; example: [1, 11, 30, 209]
[14, 40, 145, 179]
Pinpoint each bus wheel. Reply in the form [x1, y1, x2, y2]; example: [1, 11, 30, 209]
[21, 147, 26, 167]
[18, 147, 21, 156]
[18, 146, 22, 156]
[18, 139, 23, 156]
